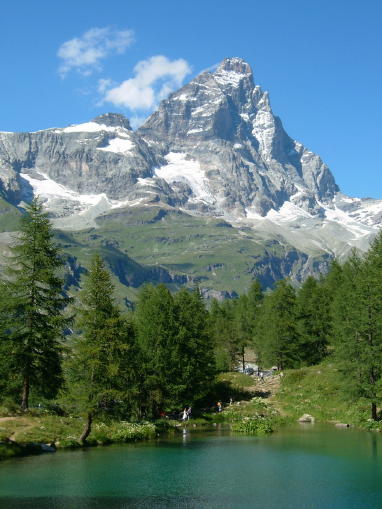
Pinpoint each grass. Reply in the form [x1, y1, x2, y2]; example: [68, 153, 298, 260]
[0, 201, 329, 306]
[0, 414, 158, 453]
[2, 361, 378, 462]
[275, 361, 374, 427]
[65, 205, 318, 300]
[0, 198, 21, 232]
[217, 372, 256, 389]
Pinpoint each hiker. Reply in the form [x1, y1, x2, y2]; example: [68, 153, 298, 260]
[182, 408, 188, 421]
[217, 401, 222, 412]
[186, 407, 192, 420]
[260, 372, 264, 382]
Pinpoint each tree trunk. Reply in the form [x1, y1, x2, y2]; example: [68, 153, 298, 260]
[242, 347, 245, 372]
[371, 402, 378, 421]
[80, 413, 93, 444]
[21, 375, 30, 411]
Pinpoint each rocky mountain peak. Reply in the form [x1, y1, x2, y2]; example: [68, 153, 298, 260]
[0, 56, 380, 268]
[92, 113, 131, 130]
[214, 57, 253, 82]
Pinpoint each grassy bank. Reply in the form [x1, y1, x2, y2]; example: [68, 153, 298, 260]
[2, 363, 379, 462]
[275, 361, 380, 429]
[0, 415, 158, 460]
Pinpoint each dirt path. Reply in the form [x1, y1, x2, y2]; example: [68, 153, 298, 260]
[248, 375, 281, 397]
[0, 416, 37, 441]
[244, 375, 288, 415]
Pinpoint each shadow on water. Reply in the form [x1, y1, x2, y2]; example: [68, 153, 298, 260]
[0, 496, 240, 509]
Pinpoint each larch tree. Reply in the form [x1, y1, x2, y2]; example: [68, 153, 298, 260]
[255, 280, 300, 370]
[296, 276, 331, 365]
[332, 240, 382, 421]
[134, 284, 178, 417]
[66, 254, 136, 443]
[173, 287, 215, 405]
[4, 198, 70, 410]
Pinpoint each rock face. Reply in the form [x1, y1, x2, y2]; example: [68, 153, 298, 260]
[0, 57, 381, 289]
[139, 57, 338, 219]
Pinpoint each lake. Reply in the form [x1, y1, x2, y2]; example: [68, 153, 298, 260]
[0, 424, 381, 508]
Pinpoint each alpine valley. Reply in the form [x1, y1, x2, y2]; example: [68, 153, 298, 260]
[0, 58, 381, 302]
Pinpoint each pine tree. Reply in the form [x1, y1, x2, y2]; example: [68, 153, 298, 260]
[209, 299, 240, 371]
[65, 254, 136, 442]
[173, 288, 215, 404]
[332, 241, 382, 420]
[4, 198, 69, 410]
[135, 284, 178, 417]
[255, 280, 300, 369]
[296, 276, 331, 365]
[234, 281, 264, 371]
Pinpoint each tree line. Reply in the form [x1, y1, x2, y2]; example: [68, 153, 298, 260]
[1, 199, 382, 437]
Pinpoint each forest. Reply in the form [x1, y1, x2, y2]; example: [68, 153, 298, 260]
[1, 199, 382, 444]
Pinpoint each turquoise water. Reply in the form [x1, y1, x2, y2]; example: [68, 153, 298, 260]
[0, 425, 381, 508]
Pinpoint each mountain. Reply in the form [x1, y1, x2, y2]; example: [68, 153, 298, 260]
[0, 57, 381, 297]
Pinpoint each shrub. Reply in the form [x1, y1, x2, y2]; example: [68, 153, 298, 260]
[0, 442, 23, 460]
[232, 417, 273, 435]
[92, 422, 156, 443]
[56, 438, 82, 449]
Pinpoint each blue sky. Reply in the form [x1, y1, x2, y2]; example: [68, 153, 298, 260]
[1, 0, 381, 198]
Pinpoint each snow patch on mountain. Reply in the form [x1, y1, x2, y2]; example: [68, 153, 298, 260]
[59, 122, 130, 135]
[19, 170, 148, 228]
[97, 137, 134, 154]
[155, 152, 214, 204]
[20, 171, 107, 207]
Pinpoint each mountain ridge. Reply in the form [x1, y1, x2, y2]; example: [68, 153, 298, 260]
[0, 57, 381, 296]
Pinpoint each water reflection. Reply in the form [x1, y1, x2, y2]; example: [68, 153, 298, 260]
[0, 426, 381, 509]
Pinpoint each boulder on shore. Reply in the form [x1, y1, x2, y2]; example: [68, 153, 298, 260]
[298, 414, 315, 423]
[335, 423, 350, 428]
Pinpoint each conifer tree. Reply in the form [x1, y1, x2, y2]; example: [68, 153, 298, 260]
[296, 276, 331, 365]
[66, 254, 136, 442]
[135, 284, 178, 416]
[255, 280, 300, 369]
[4, 198, 69, 410]
[234, 281, 264, 370]
[173, 288, 215, 404]
[209, 299, 240, 371]
[332, 241, 382, 420]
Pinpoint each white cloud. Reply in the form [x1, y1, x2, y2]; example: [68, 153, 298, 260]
[58, 27, 134, 77]
[101, 55, 192, 110]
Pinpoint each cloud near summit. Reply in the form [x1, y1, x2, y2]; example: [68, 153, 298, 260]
[58, 27, 134, 77]
[100, 55, 192, 111]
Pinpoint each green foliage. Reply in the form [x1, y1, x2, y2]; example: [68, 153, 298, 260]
[1, 198, 70, 409]
[0, 442, 24, 460]
[232, 417, 273, 435]
[296, 276, 331, 365]
[135, 285, 215, 415]
[276, 362, 373, 426]
[255, 280, 300, 369]
[64, 254, 138, 440]
[135, 284, 178, 416]
[331, 236, 382, 420]
[173, 288, 216, 403]
[92, 421, 156, 443]
[0, 197, 22, 232]
[209, 282, 263, 372]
